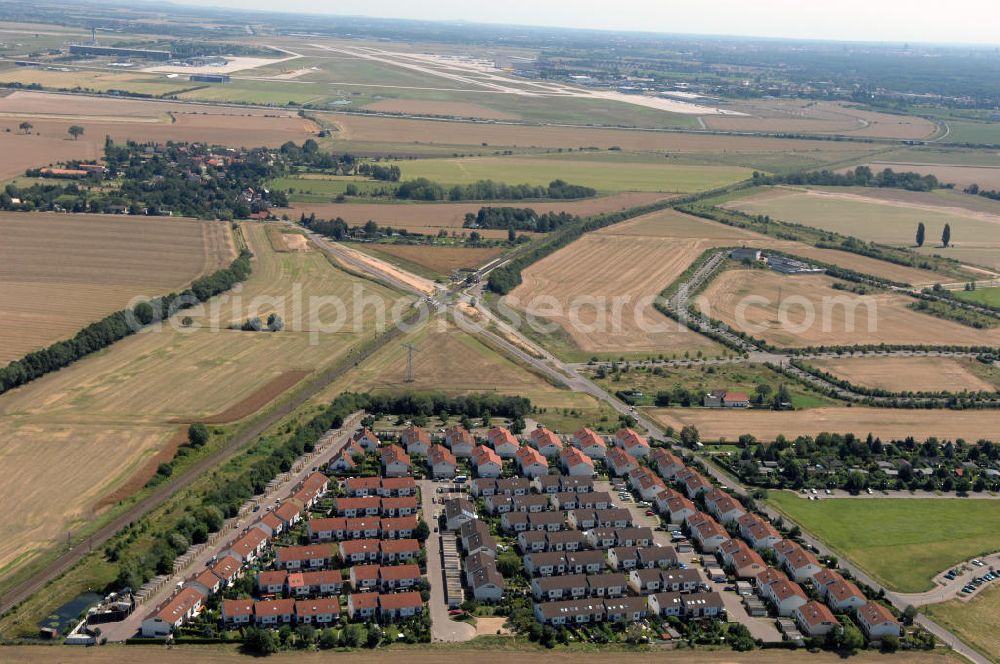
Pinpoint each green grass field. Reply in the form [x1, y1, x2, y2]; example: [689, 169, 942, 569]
[272, 175, 392, 201]
[956, 286, 1000, 307]
[177, 80, 333, 105]
[388, 154, 753, 193]
[590, 361, 838, 411]
[941, 121, 1000, 145]
[924, 584, 1000, 663]
[767, 491, 1000, 592]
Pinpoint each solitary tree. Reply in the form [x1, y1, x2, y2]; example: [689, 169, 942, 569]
[942, 223, 951, 248]
[187, 423, 209, 447]
[915, 222, 925, 247]
[18, 121, 32, 134]
[68, 125, 85, 140]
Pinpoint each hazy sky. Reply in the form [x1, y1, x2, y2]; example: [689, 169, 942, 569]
[192, 0, 1000, 45]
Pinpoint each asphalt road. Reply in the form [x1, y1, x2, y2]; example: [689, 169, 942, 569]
[101, 413, 363, 642]
[417, 480, 476, 642]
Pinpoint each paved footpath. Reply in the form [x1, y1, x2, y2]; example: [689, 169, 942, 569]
[101, 412, 363, 642]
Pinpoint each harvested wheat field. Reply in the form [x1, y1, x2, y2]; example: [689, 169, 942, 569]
[700, 270, 1000, 348]
[267, 226, 311, 252]
[0, 126, 103, 181]
[605, 205, 941, 285]
[0, 91, 318, 160]
[362, 98, 519, 120]
[508, 207, 940, 358]
[727, 186, 1000, 271]
[197, 222, 409, 329]
[652, 406, 1000, 442]
[286, 192, 672, 237]
[0, 223, 403, 580]
[5, 113, 316, 151]
[0, 645, 961, 664]
[0, 422, 176, 578]
[509, 221, 729, 356]
[316, 319, 603, 419]
[704, 100, 937, 140]
[810, 356, 998, 393]
[364, 243, 503, 275]
[0, 213, 234, 363]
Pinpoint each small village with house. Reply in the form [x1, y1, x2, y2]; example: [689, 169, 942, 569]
[50, 405, 921, 654]
[318, 415, 914, 650]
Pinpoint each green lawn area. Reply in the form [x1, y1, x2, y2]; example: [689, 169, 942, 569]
[941, 121, 1000, 145]
[956, 286, 1000, 307]
[177, 80, 332, 105]
[767, 491, 1000, 592]
[924, 584, 1000, 663]
[271, 175, 391, 201]
[388, 155, 754, 194]
[591, 361, 837, 411]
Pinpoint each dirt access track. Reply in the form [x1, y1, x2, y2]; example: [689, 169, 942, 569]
[0, 644, 958, 664]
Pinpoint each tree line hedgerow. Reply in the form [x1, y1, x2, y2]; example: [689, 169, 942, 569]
[463, 206, 578, 233]
[0, 249, 252, 396]
[394, 178, 596, 202]
[752, 165, 946, 192]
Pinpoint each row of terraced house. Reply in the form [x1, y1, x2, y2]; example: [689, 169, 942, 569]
[140, 471, 331, 637]
[328, 424, 652, 481]
[229, 470, 429, 628]
[648, 447, 902, 644]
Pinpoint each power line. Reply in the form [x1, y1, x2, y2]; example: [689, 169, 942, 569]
[402, 343, 419, 382]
